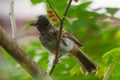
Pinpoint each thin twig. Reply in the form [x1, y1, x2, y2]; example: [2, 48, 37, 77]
[49, 0, 72, 75]
[62, 0, 73, 22]
[9, 0, 17, 40]
[46, 0, 61, 22]
[103, 54, 120, 80]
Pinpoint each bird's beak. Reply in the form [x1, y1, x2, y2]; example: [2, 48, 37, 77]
[30, 23, 37, 26]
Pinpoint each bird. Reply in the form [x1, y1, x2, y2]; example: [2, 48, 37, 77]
[31, 15, 97, 74]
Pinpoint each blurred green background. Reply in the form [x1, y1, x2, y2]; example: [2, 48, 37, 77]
[1, 0, 120, 80]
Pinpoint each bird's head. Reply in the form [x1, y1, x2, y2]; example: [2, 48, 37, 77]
[31, 15, 51, 32]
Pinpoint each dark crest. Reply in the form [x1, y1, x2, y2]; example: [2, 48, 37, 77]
[31, 15, 51, 32]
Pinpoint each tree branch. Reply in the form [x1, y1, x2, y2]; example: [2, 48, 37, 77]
[49, 0, 72, 75]
[62, 0, 73, 22]
[0, 26, 52, 80]
[9, 0, 17, 40]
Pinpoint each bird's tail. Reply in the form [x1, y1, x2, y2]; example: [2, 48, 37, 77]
[71, 48, 97, 74]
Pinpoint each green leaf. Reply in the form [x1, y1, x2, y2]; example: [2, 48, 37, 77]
[111, 63, 120, 79]
[106, 8, 119, 16]
[115, 28, 120, 40]
[102, 48, 120, 65]
[101, 27, 118, 41]
[70, 64, 83, 76]
[53, 56, 76, 76]
[1, 49, 17, 66]
[96, 66, 108, 78]
[30, 0, 43, 4]
[38, 52, 49, 71]
[78, 1, 92, 10]
[102, 48, 120, 80]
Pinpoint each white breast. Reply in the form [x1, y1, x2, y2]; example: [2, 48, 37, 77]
[60, 38, 74, 52]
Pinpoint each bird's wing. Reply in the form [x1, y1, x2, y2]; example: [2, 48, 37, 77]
[55, 29, 83, 47]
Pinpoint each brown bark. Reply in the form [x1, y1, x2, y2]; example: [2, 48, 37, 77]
[0, 26, 52, 80]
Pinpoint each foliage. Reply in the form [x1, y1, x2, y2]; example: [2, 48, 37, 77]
[30, 0, 43, 4]
[106, 8, 119, 17]
[1, 0, 120, 80]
